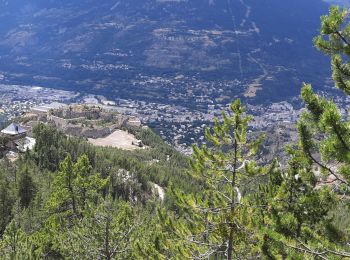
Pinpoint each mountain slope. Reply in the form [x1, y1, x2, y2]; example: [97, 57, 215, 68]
[0, 0, 333, 106]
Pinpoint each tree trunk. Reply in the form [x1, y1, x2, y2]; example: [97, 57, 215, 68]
[227, 138, 238, 260]
[68, 171, 77, 215]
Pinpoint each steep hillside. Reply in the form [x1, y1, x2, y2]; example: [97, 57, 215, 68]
[0, 0, 333, 106]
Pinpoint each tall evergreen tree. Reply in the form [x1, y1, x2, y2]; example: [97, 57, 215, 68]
[0, 220, 38, 260]
[54, 198, 135, 259]
[309, 6, 350, 186]
[160, 100, 274, 259]
[46, 154, 108, 218]
[18, 168, 37, 209]
[0, 177, 14, 236]
[261, 5, 350, 258]
[254, 147, 341, 258]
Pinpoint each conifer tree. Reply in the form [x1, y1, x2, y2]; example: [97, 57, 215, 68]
[33, 123, 66, 171]
[254, 147, 341, 258]
[17, 167, 37, 209]
[160, 100, 273, 259]
[0, 177, 14, 236]
[46, 154, 108, 218]
[260, 5, 350, 258]
[0, 220, 39, 260]
[54, 197, 135, 259]
[309, 6, 350, 186]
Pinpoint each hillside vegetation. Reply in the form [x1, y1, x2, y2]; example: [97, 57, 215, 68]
[1, 5, 350, 260]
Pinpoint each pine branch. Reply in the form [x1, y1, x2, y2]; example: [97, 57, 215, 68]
[287, 239, 350, 259]
[335, 30, 350, 46]
[286, 243, 328, 260]
[307, 151, 349, 186]
[332, 124, 350, 152]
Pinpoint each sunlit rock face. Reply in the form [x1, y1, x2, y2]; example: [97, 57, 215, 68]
[0, 0, 333, 106]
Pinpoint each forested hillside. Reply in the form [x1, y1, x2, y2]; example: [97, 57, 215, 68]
[0, 123, 195, 258]
[1, 5, 350, 260]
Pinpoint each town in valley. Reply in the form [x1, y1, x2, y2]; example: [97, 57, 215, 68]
[2, 83, 348, 156]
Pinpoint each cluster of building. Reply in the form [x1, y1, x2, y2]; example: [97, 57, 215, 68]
[3, 79, 350, 157]
[94, 98, 301, 154]
[0, 84, 79, 121]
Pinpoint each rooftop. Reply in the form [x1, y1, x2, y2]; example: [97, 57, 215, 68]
[1, 123, 27, 136]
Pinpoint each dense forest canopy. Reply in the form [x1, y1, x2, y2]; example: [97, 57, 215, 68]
[1, 5, 350, 260]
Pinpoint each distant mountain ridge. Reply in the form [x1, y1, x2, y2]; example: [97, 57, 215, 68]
[0, 0, 336, 107]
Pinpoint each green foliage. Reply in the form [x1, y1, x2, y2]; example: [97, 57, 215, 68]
[33, 123, 68, 171]
[32, 123, 191, 202]
[4, 6, 350, 255]
[53, 198, 135, 259]
[299, 84, 350, 185]
[47, 154, 108, 217]
[0, 220, 40, 260]
[0, 174, 14, 236]
[160, 100, 274, 259]
[314, 6, 350, 94]
[18, 167, 37, 209]
[254, 150, 340, 258]
[263, 5, 350, 258]
[0, 122, 193, 258]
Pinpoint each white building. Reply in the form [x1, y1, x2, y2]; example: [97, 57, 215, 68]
[1, 123, 27, 136]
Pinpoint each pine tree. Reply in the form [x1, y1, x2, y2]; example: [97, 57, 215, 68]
[17, 167, 37, 209]
[46, 154, 108, 218]
[254, 147, 341, 258]
[260, 5, 350, 258]
[309, 6, 350, 186]
[0, 220, 39, 260]
[33, 123, 67, 171]
[160, 100, 274, 259]
[54, 197, 135, 259]
[0, 177, 14, 236]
